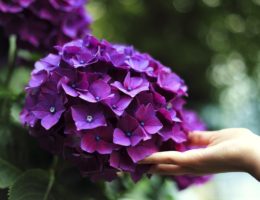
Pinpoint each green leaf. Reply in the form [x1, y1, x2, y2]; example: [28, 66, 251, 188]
[9, 169, 55, 200]
[0, 158, 22, 189]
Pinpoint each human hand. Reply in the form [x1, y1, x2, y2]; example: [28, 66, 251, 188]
[139, 128, 260, 181]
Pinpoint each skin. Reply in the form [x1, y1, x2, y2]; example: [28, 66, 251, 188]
[139, 128, 260, 181]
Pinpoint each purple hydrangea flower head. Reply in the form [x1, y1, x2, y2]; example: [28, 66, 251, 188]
[21, 34, 209, 187]
[0, 0, 91, 51]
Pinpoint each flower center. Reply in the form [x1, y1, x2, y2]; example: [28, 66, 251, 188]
[95, 96, 100, 101]
[86, 115, 93, 122]
[112, 104, 117, 109]
[166, 103, 172, 110]
[71, 83, 77, 88]
[95, 135, 101, 141]
[140, 121, 145, 126]
[125, 131, 132, 137]
[49, 106, 56, 114]
[79, 60, 85, 64]
[127, 86, 132, 91]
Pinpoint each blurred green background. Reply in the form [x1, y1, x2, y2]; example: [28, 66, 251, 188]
[88, 0, 260, 133]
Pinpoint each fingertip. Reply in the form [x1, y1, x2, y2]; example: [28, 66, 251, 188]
[188, 131, 211, 146]
[189, 130, 204, 137]
[137, 160, 148, 164]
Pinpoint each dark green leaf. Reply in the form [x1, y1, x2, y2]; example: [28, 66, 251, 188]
[0, 158, 21, 189]
[9, 169, 55, 200]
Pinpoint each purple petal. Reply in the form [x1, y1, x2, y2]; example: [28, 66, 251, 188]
[71, 105, 107, 131]
[41, 110, 64, 130]
[96, 141, 115, 154]
[143, 117, 163, 134]
[34, 54, 60, 73]
[109, 151, 135, 172]
[128, 77, 144, 89]
[113, 128, 131, 146]
[104, 92, 132, 116]
[172, 125, 187, 143]
[126, 56, 149, 72]
[89, 80, 111, 99]
[112, 73, 149, 97]
[29, 70, 48, 87]
[130, 127, 146, 146]
[127, 140, 158, 163]
[157, 71, 187, 94]
[79, 92, 96, 103]
[158, 125, 174, 141]
[32, 110, 49, 119]
[81, 134, 97, 153]
[118, 114, 139, 132]
[123, 72, 132, 88]
[62, 83, 78, 97]
[135, 104, 153, 122]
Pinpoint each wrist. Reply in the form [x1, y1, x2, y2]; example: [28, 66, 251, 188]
[249, 135, 260, 181]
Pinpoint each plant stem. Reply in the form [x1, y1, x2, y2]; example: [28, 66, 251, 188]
[4, 35, 17, 87]
[0, 36, 17, 123]
[43, 156, 58, 200]
[43, 169, 55, 200]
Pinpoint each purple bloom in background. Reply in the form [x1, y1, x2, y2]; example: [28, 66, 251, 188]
[182, 109, 207, 132]
[0, 0, 34, 13]
[0, 0, 91, 51]
[50, 0, 86, 11]
[21, 34, 209, 187]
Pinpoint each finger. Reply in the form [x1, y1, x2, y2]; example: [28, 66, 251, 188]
[148, 164, 188, 175]
[139, 146, 215, 165]
[138, 151, 183, 165]
[188, 130, 219, 146]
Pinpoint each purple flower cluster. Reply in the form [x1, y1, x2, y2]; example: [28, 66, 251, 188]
[20, 34, 208, 186]
[0, 0, 91, 50]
